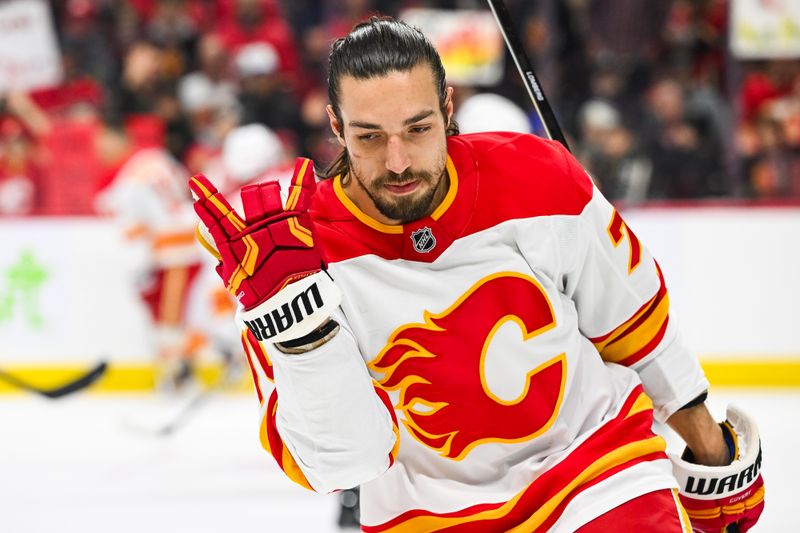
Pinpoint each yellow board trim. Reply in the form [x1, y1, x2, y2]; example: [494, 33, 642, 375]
[1, 359, 799, 395]
[0, 363, 253, 394]
[700, 359, 800, 387]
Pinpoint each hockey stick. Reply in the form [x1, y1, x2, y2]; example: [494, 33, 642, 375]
[0, 361, 108, 399]
[125, 388, 213, 437]
[123, 352, 241, 437]
[485, 0, 570, 152]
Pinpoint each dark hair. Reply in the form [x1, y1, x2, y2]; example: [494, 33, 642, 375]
[323, 16, 459, 180]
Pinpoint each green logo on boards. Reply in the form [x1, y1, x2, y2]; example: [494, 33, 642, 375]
[0, 250, 49, 329]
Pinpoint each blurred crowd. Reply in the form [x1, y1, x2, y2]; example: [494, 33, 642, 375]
[0, 0, 799, 217]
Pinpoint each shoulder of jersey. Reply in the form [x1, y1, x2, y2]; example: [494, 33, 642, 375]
[310, 133, 593, 223]
[448, 131, 594, 229]
[307, 132, 595, 262]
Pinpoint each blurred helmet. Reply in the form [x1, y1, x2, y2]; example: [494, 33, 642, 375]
[222, 124, 283, 183]
[177, 72, 216, 113]
[456, 93, 532, 134]
[235, 42, 279, 78]
[579, 99, 620, 131]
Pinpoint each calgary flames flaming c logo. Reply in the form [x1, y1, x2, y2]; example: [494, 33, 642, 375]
[370, 272, 566, 461]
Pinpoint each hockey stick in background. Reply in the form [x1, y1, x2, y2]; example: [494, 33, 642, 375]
[0, 361, 108, 399]
[122, 351, 241, 437]
[485, 0, 570, 152]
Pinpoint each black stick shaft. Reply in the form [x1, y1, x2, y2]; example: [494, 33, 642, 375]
[0, 361, 107, 399]
[485, 0, 570, 151]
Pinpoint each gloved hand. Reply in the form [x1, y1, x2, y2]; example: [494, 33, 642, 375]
[670, 405, 765, 533]
[189, 157, 341, 344]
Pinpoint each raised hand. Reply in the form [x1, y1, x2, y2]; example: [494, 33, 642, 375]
[189, 158, 341, 344]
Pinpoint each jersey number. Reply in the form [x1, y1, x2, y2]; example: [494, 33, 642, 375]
[608, 210, 642, 273]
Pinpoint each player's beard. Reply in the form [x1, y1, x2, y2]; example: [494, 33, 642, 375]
[349, 155, 447, 224]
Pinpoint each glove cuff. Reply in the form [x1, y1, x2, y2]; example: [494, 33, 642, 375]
[669, 405, 763, 501]
[237, 270, 342, 344]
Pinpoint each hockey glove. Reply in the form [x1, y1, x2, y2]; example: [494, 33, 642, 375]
[670, 405, 764, 533]
[189, 157, 341, 344]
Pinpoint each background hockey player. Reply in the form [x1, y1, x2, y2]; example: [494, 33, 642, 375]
[95, 121, 207, 391]
[189, 17, 765, 532]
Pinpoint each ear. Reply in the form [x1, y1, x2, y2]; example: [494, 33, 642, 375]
[444, 86, 455, 126]
[326, 105, 346, 147]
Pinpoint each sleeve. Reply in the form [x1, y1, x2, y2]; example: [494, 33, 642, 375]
[238, 307, 400, 493]
[553, 145, 709, 423]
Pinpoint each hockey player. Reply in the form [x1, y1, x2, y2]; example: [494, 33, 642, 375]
[189, 17, 765, 532]
[95, 123, 206, 391]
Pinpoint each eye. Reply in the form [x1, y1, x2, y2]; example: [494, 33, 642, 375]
[358, 133, 380, 142]
[409, 125, 431, 135]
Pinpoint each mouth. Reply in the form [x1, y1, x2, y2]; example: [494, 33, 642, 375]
[384, 180, 420, 195]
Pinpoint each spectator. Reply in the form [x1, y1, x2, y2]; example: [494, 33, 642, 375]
[212, 0, 300, 86]
[577, 99, 652, 203]
[235, 42, 305, 153]
[0, 118, 39, 216]
[741, 118, 800, 199]
[58, 0, 118, 90]
[4, 0, 797, 219]
[176, 72, 239, 174]
[641, 77, 725, 199]
[116, 41, 169, 116]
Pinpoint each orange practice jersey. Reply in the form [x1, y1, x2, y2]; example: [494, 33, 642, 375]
[239, 132, 709, 531]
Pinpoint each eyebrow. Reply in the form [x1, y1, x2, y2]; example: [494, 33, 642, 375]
[403, 109, 435, 126]
[348, 109, 435, 130]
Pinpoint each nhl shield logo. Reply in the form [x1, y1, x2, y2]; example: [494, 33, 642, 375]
[411, 227, 436, 253]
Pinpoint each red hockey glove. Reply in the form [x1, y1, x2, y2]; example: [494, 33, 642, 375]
[670, 406, 765, 533]
[189, 158, 341, 343]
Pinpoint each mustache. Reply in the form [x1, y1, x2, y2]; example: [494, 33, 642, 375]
[375, 169, 434, 187]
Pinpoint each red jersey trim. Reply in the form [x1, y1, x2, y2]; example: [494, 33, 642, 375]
[362, 386, 667, 532]
[260, 390, 315, 491]
[589, 262, 670, 367]
[241, 330, 265, 404]
[312, 133, 594, 265]
[241, 329, 277, 405]
[374, 381, 402, 468]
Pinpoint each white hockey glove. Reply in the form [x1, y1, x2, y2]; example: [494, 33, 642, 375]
[669, 405, 765, 532]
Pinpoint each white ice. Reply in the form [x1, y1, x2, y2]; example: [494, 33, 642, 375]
[1, 389, 794, 532]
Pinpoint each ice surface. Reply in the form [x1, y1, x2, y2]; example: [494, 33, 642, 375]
[1, 389, 793, 532]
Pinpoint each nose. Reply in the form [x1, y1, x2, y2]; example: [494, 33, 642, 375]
[385, 135, 411, 175]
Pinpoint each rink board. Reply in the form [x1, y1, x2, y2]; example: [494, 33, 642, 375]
[1, 206, 799, 391]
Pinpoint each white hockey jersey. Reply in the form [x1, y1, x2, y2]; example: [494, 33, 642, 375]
[237, 132, 709, 531]
[95, 147, 199, 268]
